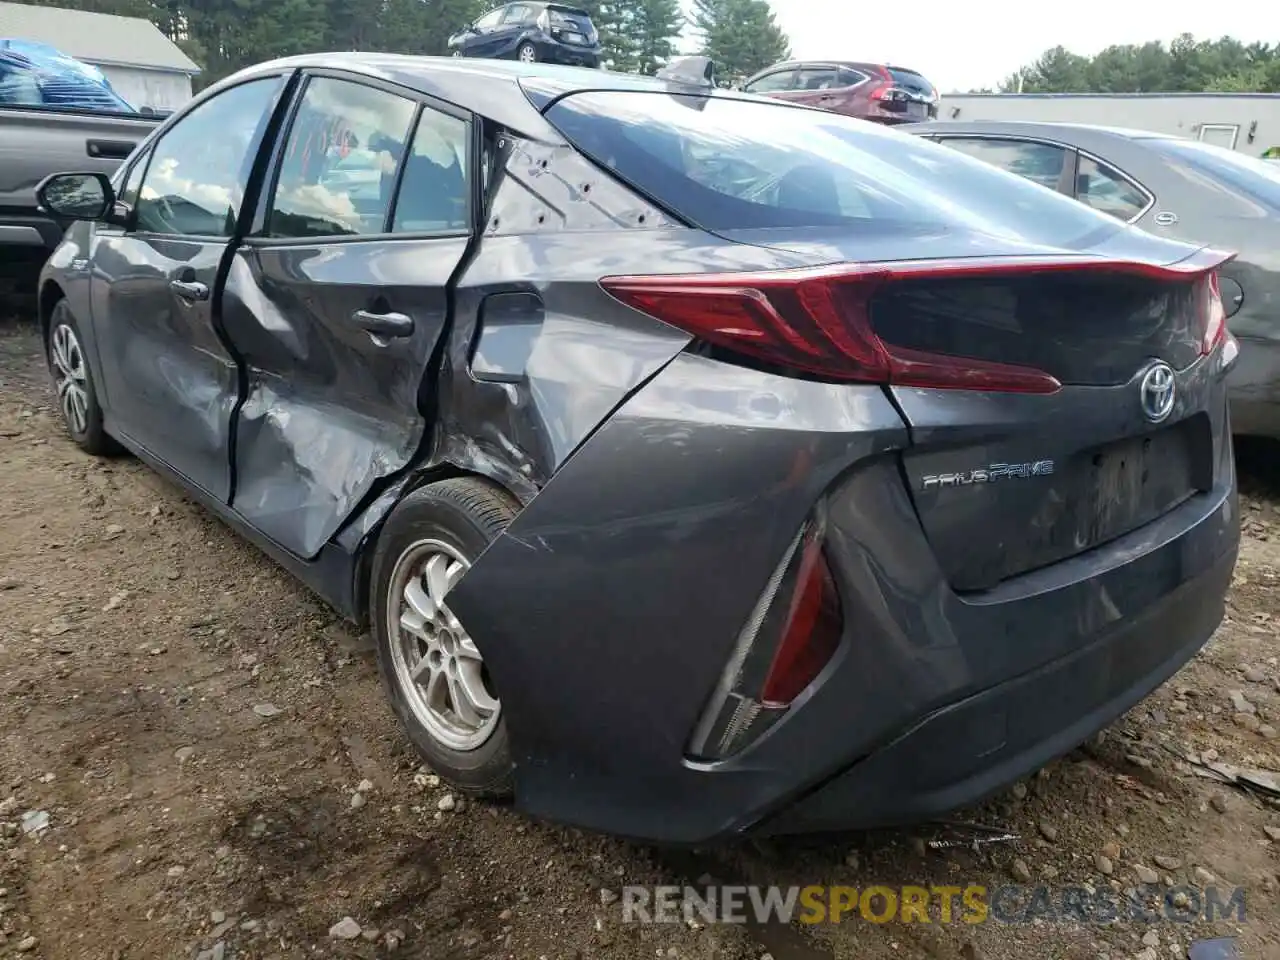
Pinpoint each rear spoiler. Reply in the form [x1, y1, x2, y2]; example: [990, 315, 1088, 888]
[656, 56, 717, 90]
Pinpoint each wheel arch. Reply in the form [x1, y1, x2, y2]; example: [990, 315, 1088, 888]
[37, 279, 66, 345]
[349, 461, 531, 629]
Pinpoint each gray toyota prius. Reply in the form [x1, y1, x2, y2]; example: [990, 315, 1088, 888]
[34, 54, 1240, 844]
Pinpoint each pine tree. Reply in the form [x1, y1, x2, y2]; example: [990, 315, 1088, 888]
[576, 0, 638, 72]
[630, 0, 682, 76]
[692, 0, 789, 83]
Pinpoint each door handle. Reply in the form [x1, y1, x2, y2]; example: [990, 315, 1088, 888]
[87, 138, 137, 160]
[352, 309, 414, 338]
[169, 279, 209, 302]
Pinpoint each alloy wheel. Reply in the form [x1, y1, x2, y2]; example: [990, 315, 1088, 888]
[51, 323, 89, 436]
[387, 539, 500, 751]
[518, 45, 536, 63]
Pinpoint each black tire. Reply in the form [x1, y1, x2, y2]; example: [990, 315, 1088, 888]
[517, 42, 538, 63]
[44, 299, 120, 456]
[370, 477, 519, 797]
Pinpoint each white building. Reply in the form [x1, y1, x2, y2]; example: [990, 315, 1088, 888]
[0, 0, 201, 112]
[936, 92, 1280, 159]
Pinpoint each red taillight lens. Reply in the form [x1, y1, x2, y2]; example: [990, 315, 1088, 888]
[603, 256, 1241, 395]
[760, 534, 841, 706]
[1200, 271, 1227, 355]
[868, 82, 893, 101]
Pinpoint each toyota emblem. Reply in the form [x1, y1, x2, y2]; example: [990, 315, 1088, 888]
[1139, 362, 1176, 423]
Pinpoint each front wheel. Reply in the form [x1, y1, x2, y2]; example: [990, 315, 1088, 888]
[517, 42, 538, 63]
[45, 300, 119, 456]
[370, 477, 518, 797]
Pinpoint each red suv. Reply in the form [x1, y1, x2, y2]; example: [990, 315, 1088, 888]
[740, 60, 938, 124]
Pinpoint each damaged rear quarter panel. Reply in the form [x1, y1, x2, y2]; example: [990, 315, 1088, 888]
[427, 133, 823, 501]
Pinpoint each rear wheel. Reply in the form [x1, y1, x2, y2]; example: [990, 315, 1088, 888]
[45, 300, 119, 456]
[371, 478, 517, 797]
[517, 42, 538, 63]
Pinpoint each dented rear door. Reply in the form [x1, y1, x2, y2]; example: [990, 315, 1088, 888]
[220, 72, 476, 559]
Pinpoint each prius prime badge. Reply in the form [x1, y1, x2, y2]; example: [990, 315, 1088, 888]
[1139, 361, 1176, 423]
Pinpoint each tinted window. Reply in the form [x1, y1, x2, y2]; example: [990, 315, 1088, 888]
[135, 77, 283, 237]
[475, 7, 505, 28]
[889, 68, 936, 99]
[266, 77, 417, 238]
[837, 68, 867, 87]
[744, 70, 794, 93]
[1076, 156, 1149, 221]
[503, 3, 534, 22]
[796, 68, 839, 90]
[1147, 137, 1280, 212]
[391, 107, 471, 233]
[546, 90, 1125, 245]
[939, 137, 1067, 190]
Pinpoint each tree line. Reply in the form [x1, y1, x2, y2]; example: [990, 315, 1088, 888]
[40, 0, 790, 88]
[992, 34, 1280, 94]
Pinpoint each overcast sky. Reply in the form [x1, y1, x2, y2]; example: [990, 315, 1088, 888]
[694, 1, 1280, 93]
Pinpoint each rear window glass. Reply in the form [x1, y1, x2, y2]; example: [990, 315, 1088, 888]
[543, 90, 1129, 245]
[888, 68, 935, 98]
[1146, 138, 1280, 212]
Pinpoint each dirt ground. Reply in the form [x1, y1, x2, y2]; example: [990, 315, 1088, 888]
[2, 307, 1280, 960]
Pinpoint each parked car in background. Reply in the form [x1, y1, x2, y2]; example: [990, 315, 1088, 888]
[907, 119, 1280, 440]
[0, 43, 158, 291]
[36, 54, 1238, 844]
[448, 2, 600, 67]
[740, 60, 938, 124]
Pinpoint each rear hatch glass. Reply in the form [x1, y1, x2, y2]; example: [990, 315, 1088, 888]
[888, 67, 936, 100]
[541, 89, 1132, 245]
[1146, 137, 1280, 212]
[546, 4, 594, 38]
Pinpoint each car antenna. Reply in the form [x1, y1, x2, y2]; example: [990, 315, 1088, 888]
[655, 56, 716, 110]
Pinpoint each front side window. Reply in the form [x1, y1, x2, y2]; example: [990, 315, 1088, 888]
[135, 76, 284, 237]
[744, 70, 795, 93]
[1076, 156, 1149, 221]
[391, 107, 471, 233]
[939, 137, 1068, 191]
[265, 77, 417, 238]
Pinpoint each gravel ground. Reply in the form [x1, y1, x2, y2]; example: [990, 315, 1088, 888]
[2, 308, 1279, 960]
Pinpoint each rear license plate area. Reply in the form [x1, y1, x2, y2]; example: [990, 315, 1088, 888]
[1058, 423, 1202, 557]
[564, 31, 584, 43]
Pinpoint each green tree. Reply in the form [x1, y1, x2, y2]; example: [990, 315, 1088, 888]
[692, 0, 789, 82]
[576, 1, 639, 72]
[630, 0, 682, 75]
[1003, 33, 1280, 95]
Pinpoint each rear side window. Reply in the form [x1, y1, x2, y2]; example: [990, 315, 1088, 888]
[938, 137, 1068, 191]
[544, 90, 1128, 245]
[1076, 156, 1150, 221]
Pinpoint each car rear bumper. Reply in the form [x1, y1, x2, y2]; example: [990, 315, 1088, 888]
[758, 526, 1235, 834]
[537, 39, 600, 67]
[447, 352, 1238, 844]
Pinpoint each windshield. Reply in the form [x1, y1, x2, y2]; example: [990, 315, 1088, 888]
[544, 89, 1127, 246]
[1146, 138, 1280, 211]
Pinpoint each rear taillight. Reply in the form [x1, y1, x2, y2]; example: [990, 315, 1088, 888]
[687, 516, 843, 761]
[603, 255, 1239, 395]
[868, 82, 896, 101]
[1199, 271, 1227, 355]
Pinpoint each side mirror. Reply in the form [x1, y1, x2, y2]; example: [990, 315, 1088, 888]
[35, 172, 116, 222]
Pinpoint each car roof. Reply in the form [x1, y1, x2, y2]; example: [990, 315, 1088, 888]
[906, 119, 1186, 142]
[209, 53, 763, 141]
